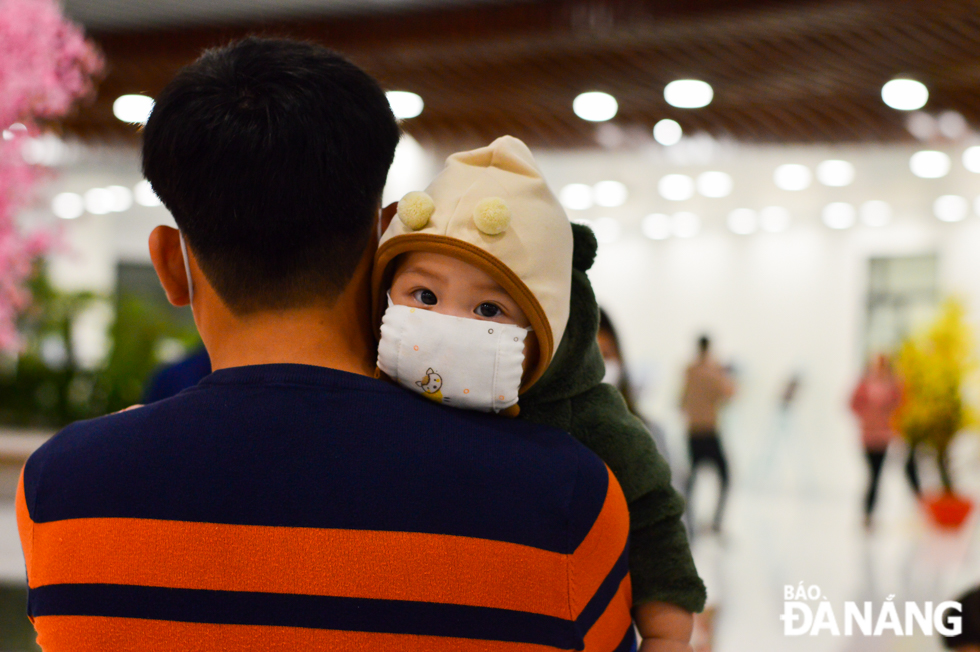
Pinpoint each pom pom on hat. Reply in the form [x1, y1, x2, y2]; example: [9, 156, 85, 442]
[473, 197, 511, 235]
[398, 191, 435, 230]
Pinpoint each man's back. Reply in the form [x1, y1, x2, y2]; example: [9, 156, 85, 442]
[681, 359, 733, 432]
[18, 364, 634, 651]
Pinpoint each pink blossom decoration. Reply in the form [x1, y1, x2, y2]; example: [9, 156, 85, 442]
[0, 0, 102, 352]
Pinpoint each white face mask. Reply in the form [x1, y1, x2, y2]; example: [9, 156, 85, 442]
[602, 359, 622, 386]
[179, 231, 194, 307]
[377, 302, 529, 413]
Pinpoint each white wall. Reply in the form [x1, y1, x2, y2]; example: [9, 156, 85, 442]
[533, 141, 980, 494]
[22, 146, 176, 294]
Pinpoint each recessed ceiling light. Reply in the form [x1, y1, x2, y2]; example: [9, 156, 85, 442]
[937, 111, 968, 140]
[934, 195, 968, 222]
[559, 183, 593, 210]
[962, 146, 980, 173]
[51, 192, 84, 220]
[386, 91, 424, 119]
[816, 160, 855, 187]
[105, 185, 132, 212]
[84, 188, 114, 215]
[909, 150, 950, 178]
[881, 79, 928, 111]
[822, 202, 856, 229]
[21, 134, 66, 166]
[112, 95, 154, 124]
[658, 174, 695, 201]
[133, 180, 162, 207]
[696, 171, 733, 198]
[593, 180, 628, 207]
[573, 92, 618, 122]
[727, 208, 758, 235]
[906, 112, 937, 141]
[642, 213, 671, 240]
[773, 164, 812, 191]
[653, 119, 682, 146]
[664, 80, 713, 109]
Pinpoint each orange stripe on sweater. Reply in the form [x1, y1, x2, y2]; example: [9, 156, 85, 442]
[583, 574, 634, 652]
[31, 616, 565, 652]
[28, 517, 574, 617]
[569, 466, 631, 619]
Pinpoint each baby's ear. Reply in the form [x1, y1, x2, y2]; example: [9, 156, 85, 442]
[571, 222, 598, 273]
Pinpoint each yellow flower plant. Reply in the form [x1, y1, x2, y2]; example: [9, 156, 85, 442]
[894, 299, 977, 492]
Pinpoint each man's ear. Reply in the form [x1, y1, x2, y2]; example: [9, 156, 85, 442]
[149, 225, 191, 307]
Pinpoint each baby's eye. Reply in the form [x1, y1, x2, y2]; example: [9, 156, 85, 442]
[475, 302, 502, 318]
[413, 289, 437, 306]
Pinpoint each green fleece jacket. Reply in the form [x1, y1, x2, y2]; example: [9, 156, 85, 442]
[519, 223, 706, 613]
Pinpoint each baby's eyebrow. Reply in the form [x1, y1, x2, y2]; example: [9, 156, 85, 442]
[398, 265, 508, 295]
[471, 281, 510, 294]
[397, 266, 448, 282]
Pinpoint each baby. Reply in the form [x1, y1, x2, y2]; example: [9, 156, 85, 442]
[372, 136, 705, 650]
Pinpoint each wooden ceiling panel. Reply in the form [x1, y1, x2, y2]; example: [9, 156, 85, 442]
[57, 0, 980, 148]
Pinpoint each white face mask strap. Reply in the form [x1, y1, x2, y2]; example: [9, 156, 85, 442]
[179, 231, 194, 306]
[377, 207, 383, 241]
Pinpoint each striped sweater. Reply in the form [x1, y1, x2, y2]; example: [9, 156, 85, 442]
[18, 364, 635, 651]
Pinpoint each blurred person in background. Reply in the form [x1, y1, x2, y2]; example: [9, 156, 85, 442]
[597, 308, 670, 461]
[850, 353, 917, 529]
[681, 335, 734, 534]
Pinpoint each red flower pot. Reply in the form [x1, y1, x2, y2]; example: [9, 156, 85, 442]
[924, 493, 973, 529]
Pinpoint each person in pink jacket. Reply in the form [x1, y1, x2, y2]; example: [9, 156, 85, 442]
[850, 354, 905, 528]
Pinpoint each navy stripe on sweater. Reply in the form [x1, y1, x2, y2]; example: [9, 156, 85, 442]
[24, 365, 607, 554]
[29, 584, 588, 649]
[29, 545, 630, 649]
[576, 543, 631, 635]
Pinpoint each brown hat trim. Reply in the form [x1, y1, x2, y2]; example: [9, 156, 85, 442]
[373, 234, 553, 391]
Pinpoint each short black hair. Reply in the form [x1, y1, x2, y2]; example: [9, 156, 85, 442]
[698, 335, 710, 353]
[142, 37, 400, 313]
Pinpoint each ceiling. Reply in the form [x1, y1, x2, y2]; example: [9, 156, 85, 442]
[61, 0, 499, 30]
[57, 0, 980, 149]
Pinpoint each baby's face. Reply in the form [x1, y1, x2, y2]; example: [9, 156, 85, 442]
[390, 251, 539, 378]
[390, 252, 531, 328]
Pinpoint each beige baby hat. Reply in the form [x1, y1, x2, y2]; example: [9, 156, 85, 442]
[373, 135, 574, 391]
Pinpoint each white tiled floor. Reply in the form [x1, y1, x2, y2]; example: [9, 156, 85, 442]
[687, 430, 980, 652]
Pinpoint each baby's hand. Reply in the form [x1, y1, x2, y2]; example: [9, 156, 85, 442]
[633, 601, 694, 652]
